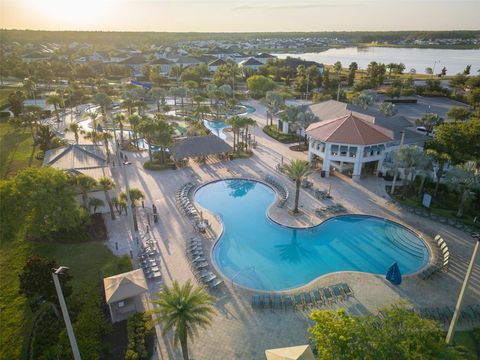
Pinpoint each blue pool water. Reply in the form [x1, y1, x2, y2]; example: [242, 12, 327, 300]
[204, 120, 230, 139]
[195, 179, 430, 291]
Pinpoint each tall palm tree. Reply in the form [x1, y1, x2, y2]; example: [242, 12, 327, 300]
[64, 123, 81, 144]
[155, 116, 174, 164]
[128, 114, 142, 150]
[426, 146, 451, 197]
[83, 130, 102, 145]
[280, 105, 300, 134]
[446, 161, 479, 217]
[100, 131, 113, 158]
[98, 177, 116, 220]
[119, 188, 144, 230]
[83, 110, 99, 133]
[88, 197, 104, 214]
[225, 116, 243, 152]
[138, 116, 160, 162]
[121, 98, 136, 116]
[113, 113, 126, 148]
[150, 88, 167, 112]
[150, 280, 215, 360]
[46, 94, 64, 122]
[241, 117, 257, 149]
[263, 91, 284, 126]
[34, 125, 56, 153]
[75, 175, 98, 214]
[284, 160, 310, 214]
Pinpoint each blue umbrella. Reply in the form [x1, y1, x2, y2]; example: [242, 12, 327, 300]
[386, 262, 402, 285]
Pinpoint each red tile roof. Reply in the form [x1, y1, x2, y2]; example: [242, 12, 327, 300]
[305, 112, 394, 145]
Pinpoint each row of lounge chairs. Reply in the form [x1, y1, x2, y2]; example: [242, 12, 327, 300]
[185, 237, 224, 289]
[418, 235, 450, 280]
[414, 304, 480, 326]
[315, 204, 346, 215]
[264, 175, 289, 208]
[139, 241, 161, 280]
[314, 189, 332, 200]
[251, 283, 354, 310]
[176, 183, 199, 218]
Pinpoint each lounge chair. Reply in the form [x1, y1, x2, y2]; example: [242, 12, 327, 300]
[340, 283, 354, 297]
[251, 295, 260, 307]
[262, 295, 271, 308]
[282, 295, 293, 308]
[312, 290, 323, 305]
[330, 285, 344, 300]
[293, 294, 304, 308]
[202, 274, 217, 283]
[322, 287, 334, 303]
[191, 256, 206, 263]
[303, 292, 313, 306]
[273, 295, 282, 309]
[209, 278, 224, 288]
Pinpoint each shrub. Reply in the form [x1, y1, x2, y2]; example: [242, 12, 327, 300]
[263, 125, 301, 144]
[379, 102, 397, 116]
[0, 111, 10, 118]
[143, 160, 175, 171]
[125, 313, 153, 360]
[384, 98, 417, 104]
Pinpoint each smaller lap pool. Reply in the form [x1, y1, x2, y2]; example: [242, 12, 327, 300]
[204, 120, 230, 139]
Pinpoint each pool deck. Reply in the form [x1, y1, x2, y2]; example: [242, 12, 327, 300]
[103, 99, 479, 360]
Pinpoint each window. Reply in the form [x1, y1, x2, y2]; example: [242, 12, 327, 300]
[364, 146, 370, 157]
[320, 142, 325, 152]
[331, 144, 339, 156]
[349, 146, 357, 157]
[378, 144, 385, 154]
[340, 146, 348, 156]
[370, 145, 378, 156]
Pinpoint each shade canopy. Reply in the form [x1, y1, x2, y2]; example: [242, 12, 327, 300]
[265, 345, 315, 360]
[170, 135, 232, 160]
[386, 262, 402, 285]
[104, 269, 148, 304]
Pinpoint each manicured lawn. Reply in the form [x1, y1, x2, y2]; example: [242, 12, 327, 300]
[0, 87, 14, 110]
[0, 119, 42, 179]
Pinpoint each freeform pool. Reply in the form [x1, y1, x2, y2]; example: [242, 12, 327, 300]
[194, 179, 430, 291]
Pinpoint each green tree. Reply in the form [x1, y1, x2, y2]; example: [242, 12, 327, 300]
[446, 107, 471, 122]
[94, 92, 112, 116]
[387, 146, 427, 196]
[19, 255, 72, 314]
[445, 161, 479, 217]
[88, 197, 104, 214]
[415, 113, 443, 136]
[64, 123, 81, 144]
[138, 116, 160, 162]
[309, 305, 462, 360]
[225, 115, 244, 152]
[8, 90, 25, 117]
[153, 114, 174, 164]
[150, 280, 215, 360]
[100, 131, 113, 158]
[74, 174, 98, 214]
[1, 167, 85, 237]
[113, 113, 126, 147]
[34, 125, 57, 153]
[46, 94, 64, 123]
[347, 62, 358, 86]
[98, 177, 116, 220]
[283, 160, 309, 214]
[83, 110, 100, 133]
[246, 75, 277, 99]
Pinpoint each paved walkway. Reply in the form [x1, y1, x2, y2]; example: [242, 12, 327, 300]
[100, 103, 479, 360]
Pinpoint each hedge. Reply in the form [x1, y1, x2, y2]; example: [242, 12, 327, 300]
[263, 125, 302, 144]
[384, 98, 417, 104]
[125, 313, 153, 360]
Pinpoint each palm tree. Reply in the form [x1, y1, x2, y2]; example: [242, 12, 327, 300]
[241, 117, 257, 149]
[128, 114, 142, 150]
[283, 160, 309, 214]
[387, 146, 424, 197]
[88, 197, 104, 214]
[94, 92, 112, 116]
[34, 125, 56, 153]
[113, 113, 126, 148]
[83, 110, 99, 133]
[426, 146, 451, 197]
[119, 188, 144, 230]
[121, 98, 136, 116]
[75, 175, 98, 214]
[100, 131, 113, 158]
[46, 94, 64, 122]
[263, 91, 284, 126]
[415, 113, 443, 136]
[98, 177, 116, 220]
[150, 280, 215, 360]
[280, 105, 300, 134]
[83, 130, 102, 145]
[225, 116, 243, 152]
[154, 114, 174, 164]
[138, 116, 160, 162]
[446, 161, 479, 217]
[64, 123, 81, 144]
[150, 88, 167, 112]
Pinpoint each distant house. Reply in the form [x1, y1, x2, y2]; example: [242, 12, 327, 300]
[119, 55, 147, 77]
[150, 58, 175, 75]
[208, 58, 227, 72]
[283, 57, 324, 73]
[174, 56, 203, 69]
[254, 52, 276, 64]
[239, 57, 263, 71]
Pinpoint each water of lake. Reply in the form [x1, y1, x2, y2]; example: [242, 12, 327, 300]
[274, 47, 480, 75]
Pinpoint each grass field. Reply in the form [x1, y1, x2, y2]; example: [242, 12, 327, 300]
[0, 119, 42, 179]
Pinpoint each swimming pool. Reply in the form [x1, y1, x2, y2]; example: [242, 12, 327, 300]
[203, 120, 230, 139]
[194, 179, 430, 291]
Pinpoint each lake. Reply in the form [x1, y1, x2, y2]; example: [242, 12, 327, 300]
[274, 47, 480, 75]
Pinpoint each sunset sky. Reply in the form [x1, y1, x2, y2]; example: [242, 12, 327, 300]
[1, 0, 479, 32]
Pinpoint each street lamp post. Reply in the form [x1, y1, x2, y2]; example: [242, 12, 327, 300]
[390, 131, 405, 195]
[52, 267, 82, 360]
[445, 233, 480, 344]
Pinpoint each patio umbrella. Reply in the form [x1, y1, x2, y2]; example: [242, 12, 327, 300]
[265, 345, 315, 360]
[386, 262, 402, 285]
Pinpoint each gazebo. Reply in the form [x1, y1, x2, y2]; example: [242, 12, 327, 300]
[265, 345, 315, 360]
[306, 112, 394, 180]
[170, 135, 233, 163]
[103, 269, 148, 323]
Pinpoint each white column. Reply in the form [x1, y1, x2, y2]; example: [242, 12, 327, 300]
[352, 147, 363, 181]
[282, 121, 289, 134]
[322, 143, 331, 176]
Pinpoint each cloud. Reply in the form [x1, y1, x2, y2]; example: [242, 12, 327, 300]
[232, 1, 371, 11]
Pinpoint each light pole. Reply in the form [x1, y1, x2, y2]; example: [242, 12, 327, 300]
[446, 233, 480, 344]
[390, 131, 405, 195]
[52, 267, 82, 360]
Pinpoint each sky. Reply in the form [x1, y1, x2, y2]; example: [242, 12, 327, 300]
[1, 0, 479, 32]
